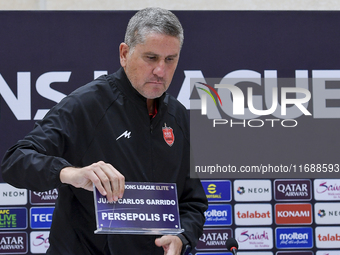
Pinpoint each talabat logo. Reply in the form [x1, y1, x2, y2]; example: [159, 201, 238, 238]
[315, 203, 340, 224]
[275, 203, 312, 224]
[178, 70, 340, 127]
[235, 227, 273, 250]
[235, 203, 272, 226]
[274, 179, 311, 201]
[316, 226, 340, 248]
[201, 180, 231, 202]
[0, 208, 27, 230]
[275, 227, 313, 249]
[314, 179, 340, 200]
[234, 180, 271, 201]
[0, 232, 27, 254]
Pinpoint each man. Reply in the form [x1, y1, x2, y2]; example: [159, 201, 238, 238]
[1, 7, 207, 255]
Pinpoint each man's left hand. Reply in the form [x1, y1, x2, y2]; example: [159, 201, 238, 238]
[155, 235, 183, 255]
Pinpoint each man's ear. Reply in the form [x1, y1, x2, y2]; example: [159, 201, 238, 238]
[119, 43, 129, 68]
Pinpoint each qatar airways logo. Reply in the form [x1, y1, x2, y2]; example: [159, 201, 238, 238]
[314, 179, 340, 200]
[177, 70, 340, 128]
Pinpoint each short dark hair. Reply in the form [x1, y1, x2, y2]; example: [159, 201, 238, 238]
[124, 7, 184, 50]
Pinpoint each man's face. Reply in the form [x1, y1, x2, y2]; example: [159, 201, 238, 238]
[120, 33, 181, 99]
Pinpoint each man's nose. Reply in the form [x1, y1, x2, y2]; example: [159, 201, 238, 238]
[153, 60, 166, 78]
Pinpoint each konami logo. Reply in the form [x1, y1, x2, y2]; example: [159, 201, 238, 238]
[315, 226, 340, 248]
[235, 203, 272, 225]
[275, 203, 312, 224]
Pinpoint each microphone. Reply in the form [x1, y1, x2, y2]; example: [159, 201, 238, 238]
[226, 237, 238, 255]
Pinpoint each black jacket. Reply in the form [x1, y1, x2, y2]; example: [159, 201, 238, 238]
[1, 68, 208, 255]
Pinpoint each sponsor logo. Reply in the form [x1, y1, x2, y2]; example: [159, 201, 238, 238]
[315, 203, 340, 225]
[116, 130, 131, 140]
[314, 179, 340, 200]
[234, 180, 272, 202]
[195, 252, 233, 255]
[30, 189, 58, 205]
[276, 252, 313, 255]
[274, 179, 311, 201]
[275, 203, 312, 224]
[0, 207, 27, 230]
[196, 228, 232, 250]
[204, 204, 232, 226]
[30, 207, 54, 229]
[235, 203, 272, 226]
[201, 180, 231, 202]
[236, 253, 273, 255]
[235, 227, 273, 250]
[315, 226, 340, 248]
[316, 251, 340, 255]
[0, 232, 27, 254]
[275, 227, 313, 249]
[162, 124, 175, 146]
[0, 183, 27, 205]
[30, 231, 50, 253]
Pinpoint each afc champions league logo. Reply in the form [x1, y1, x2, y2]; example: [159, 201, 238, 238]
[162, 123, 175, 147]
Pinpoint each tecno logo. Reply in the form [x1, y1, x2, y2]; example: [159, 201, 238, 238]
[30, 207, 55, 229]
[234, 203, 272, 226]
[275, 203, 312, 224]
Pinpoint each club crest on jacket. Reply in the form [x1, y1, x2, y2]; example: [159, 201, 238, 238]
[162, 123, 175, 146]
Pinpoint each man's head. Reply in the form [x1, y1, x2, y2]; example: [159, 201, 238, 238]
[120, 8, 183, 99]
[124, 7, 184, 51]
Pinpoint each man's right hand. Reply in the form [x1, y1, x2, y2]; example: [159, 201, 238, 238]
[60, 161, 125, 202]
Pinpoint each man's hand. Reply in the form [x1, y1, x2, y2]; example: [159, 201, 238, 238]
[155, 235, 183, 255]
[60, 161, 125, 202]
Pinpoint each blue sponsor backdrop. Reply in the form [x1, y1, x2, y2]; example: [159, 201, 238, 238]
[1, 11, 340, 254]
[0, 208, 27, 230]
[276, 227, 314, 249]
[201, 180, 232, 203]
[30, 207, 54, 229]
